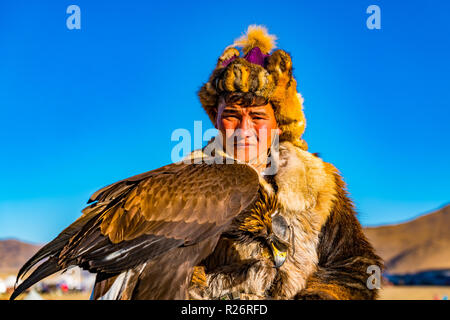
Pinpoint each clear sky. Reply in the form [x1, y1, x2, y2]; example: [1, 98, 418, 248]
[0, 0, 449, 244]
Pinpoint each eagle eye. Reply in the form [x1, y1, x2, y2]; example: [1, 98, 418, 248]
[271, 214, 290, 242]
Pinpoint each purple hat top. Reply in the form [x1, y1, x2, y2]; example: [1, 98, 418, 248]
[222, 47, 270, 68]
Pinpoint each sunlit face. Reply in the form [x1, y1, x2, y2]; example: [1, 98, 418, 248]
[215, 97, 281, 163]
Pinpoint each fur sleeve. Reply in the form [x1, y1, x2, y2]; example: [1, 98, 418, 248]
[295, 165, 384, 300]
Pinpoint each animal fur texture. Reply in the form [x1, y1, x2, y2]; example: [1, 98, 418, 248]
[186, 139, 383, 299]
[232, 24, 277, 55]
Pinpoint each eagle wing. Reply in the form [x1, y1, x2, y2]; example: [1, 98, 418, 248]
[11, 161, 260, 300]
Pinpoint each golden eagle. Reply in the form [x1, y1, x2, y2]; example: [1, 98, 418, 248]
[10, 159, 291, 300]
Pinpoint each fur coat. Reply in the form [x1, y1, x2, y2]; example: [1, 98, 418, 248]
[186, 139, 383, 300]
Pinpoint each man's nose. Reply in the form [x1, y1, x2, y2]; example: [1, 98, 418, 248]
[237, 115, 254, 135]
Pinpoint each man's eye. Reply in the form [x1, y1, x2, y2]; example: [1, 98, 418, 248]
[224, 114, 239, 119]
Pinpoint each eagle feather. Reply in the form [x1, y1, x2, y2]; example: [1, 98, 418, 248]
[10, 160, 282, 300]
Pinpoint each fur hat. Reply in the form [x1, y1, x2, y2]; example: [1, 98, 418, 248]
[198, 25, 307, 150]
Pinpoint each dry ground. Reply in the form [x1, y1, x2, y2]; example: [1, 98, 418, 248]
[378, 285, 449, 300]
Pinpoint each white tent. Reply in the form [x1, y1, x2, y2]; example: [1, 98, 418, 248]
[0, 279, 6, 294]
[4, 275, 17, 289]
[23, 288, 44, 300]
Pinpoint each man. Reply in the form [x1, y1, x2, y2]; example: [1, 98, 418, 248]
[187, 25, 383, 299]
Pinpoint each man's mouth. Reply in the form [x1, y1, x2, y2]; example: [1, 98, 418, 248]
[235, 141, 256, 147]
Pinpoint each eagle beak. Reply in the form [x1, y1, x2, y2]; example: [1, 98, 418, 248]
[270, 242, 287, 268]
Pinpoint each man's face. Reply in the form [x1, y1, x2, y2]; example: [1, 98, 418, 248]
[215, 97, 281, 163]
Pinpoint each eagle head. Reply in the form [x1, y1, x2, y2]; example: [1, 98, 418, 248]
[268, 213, 290, 268]
[236, 191, 291, 268]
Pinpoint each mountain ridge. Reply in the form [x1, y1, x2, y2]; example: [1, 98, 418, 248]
[364, 204, 450, 274]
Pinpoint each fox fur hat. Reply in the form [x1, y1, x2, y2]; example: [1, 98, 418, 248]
[198, 25, 308, 150]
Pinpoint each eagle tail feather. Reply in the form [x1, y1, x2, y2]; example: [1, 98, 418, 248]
[16, 211, 100, 283]
[16, 235, 69, 283]
[12, 211, 102, 299]
[10, 257, 62, 300]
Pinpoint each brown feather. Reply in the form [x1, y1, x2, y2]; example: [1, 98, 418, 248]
[11, 161, 261, 300]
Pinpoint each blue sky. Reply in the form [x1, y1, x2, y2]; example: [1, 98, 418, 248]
[0, 0, 448, 244]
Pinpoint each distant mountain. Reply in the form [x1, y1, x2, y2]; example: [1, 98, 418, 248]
[364, 204, 450, 274]
[0, 239, 42, 274]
